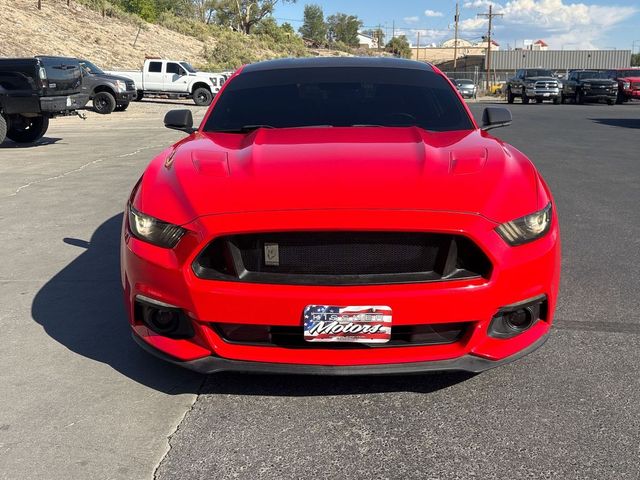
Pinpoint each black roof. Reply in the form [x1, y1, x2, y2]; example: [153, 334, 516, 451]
[243, 57, 434, 73]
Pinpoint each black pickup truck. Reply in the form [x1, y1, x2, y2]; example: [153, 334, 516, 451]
[561, 70, 618, 105]
[506, 68, 561, 104]
[0, 56, 88, 144]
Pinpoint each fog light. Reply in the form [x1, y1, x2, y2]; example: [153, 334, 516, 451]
[488, 295, 547, 339]
[134, 296, 194, 339]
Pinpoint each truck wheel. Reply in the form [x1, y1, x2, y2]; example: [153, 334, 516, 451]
[506, 89, 515, 104]
[93, 91, 117, 114]
[552, 97, 560, 105]
[115, 102, 130, 112]
[576, 90, 584, 105]
[0, 115, 7, 144]
[134, 91, 144, 102]
[536, 98, 543, 104]
[6, 115, 49, 143]
[522, 95, 530, 104]
[607, 98, 615, 106]
[615, 91, 624, 104]
[193, 87, 213, 106]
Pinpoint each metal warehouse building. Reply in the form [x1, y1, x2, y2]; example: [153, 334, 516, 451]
[489, 50, 631, 70]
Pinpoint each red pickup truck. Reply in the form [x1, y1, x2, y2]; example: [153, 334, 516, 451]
[605, 68, 640, 103]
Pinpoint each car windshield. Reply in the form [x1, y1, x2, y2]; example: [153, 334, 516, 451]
[79, 60, 104, 75]
[615, 70, 640, 78]
[180, 62, 197, 73]
[526, 70, 553, 77]
[204, 67, 474, 133]
[578, 71, 608, 80]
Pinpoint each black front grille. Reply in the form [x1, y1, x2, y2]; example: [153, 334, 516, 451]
[193, 231, 491, 285]
[213, 322, 472, 348]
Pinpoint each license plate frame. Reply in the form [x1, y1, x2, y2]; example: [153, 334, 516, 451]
[303, 305, 392, 343]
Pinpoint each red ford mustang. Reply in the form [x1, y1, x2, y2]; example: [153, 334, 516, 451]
[121, 57, 560, 375]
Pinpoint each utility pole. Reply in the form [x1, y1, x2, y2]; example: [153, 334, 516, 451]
[453, 2, 460, 72]
[477, 5, 502, 91]
[416, 31, 420, 61]
[392, 20, 395, 40]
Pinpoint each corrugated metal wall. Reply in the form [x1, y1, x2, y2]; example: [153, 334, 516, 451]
[489, 50, 631, 70]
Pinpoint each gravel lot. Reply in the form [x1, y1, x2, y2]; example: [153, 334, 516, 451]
[1, 100, 639, 480]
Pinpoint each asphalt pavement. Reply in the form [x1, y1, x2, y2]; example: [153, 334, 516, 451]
[1, 100, 639, 480]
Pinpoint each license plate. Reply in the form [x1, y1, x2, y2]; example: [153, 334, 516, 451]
[66, 96, 72, 107]
[303, 305, 392, 343]
[543, 93, 550, 97]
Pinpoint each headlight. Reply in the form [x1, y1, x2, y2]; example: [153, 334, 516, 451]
[557, 82, 563, 89]
[127, 205, 186, 248]
[495, 203, 552, 246]
[623, 82, 630, 89]
[115, 80, 127, 92]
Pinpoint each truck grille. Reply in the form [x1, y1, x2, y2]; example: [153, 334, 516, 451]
[193, 232, 492, 285]
[125, 80, 136, 91]
[534, 81, 558, 90]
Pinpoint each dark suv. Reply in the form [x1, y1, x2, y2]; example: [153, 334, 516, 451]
[561, 70, 617, 105]
[79, 59, 137, 114]
[0, 56, 89, 144]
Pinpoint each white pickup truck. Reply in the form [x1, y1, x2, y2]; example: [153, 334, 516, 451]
[106, 59, 226, 106]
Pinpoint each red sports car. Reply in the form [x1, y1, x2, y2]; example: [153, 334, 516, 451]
[122, 58, 560, 375]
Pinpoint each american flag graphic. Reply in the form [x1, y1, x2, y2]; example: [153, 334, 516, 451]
[303, 305, 392, 343]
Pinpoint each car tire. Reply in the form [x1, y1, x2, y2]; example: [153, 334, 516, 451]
[522, 95, 530, 104]
[576, 90, 584, 105]
[134, 90, 144, 102]
[507, 89, 515, 104]
[193, 87, 213, 106]
[6, 115, 49, 143]
[536, 98, 543, 104]
[93, 91, 117, 114]
[607, 98, 615, 105]
[0, 115, 7, 144]
[552, 97, 560, 105]
[115, 102, 130, 112]
[615, 91, 624, 104]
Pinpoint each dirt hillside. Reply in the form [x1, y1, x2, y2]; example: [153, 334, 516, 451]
[0, 0, 206, 69]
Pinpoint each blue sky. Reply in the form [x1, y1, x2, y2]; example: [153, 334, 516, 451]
[274, 0, 640, 51]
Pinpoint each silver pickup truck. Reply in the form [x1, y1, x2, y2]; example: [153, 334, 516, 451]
[506, 69, 561, 104]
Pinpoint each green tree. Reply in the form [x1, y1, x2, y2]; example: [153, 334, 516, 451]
[326, 13, 362, 47]
[385, 35, 412, 58]
[632, 53, 640, 66]
[299, 4, 327, 46]
[214, 0, 296, 34]
[118, 0, 158, 21]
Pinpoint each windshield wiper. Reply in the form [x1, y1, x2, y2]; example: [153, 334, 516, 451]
[213, 125, 275, 133]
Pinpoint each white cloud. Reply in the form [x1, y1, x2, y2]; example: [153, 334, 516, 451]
[424, 9, 444, 17]
[403, 16, 420, 24]
[461, 0, 637, 48]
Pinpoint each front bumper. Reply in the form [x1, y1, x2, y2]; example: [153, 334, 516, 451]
[122, 208, 561, 372]
[133, 331, 549, 375]
[525, 88, 559, 99]
[115, 91, 137, 103]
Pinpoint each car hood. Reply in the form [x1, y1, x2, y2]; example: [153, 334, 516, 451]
[135, 127, 542, 226]
[525, 76, 557, 82]
[93, 72, 132, 83]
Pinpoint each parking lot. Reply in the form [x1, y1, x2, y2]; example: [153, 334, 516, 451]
[1, 100, 639, 479]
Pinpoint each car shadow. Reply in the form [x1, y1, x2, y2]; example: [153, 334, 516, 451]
[591, 118, 640, 129]
[1, 137, 63, 148]
[32, 214, 474, 396]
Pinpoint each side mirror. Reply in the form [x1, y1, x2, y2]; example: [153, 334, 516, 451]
[164, 109, 196, 134]
[481, 107, 512, 131]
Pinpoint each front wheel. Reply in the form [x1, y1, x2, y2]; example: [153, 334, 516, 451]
[576, 90, 584, 105]
[6, 115, 49, 143]
[0, 115, 7, 144]
[115, 102, 130, 112]
[134, 91, 144, 102]
[193, 87, 213, 106]
[93, 91, 116, 114]
[552, 97, 560, 105]
[522, 95, 530, 104]
[536, 98, 543, 104]
[607, 98, 615, 105]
